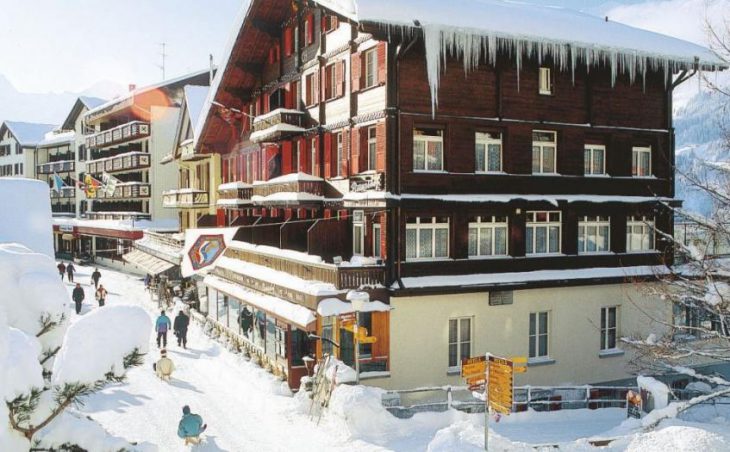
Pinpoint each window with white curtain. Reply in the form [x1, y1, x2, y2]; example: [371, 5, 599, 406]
[475, 132, 502, 173]
[468, 216, 508, 257]
[529, 311, 550, 358]
[626, 216, 655, 252]
[578, 216, 610, 253]
[406, 217, 449, 260]
[600, 306, 618, 351]
[413, 128, 444, 172]
[632, 147, 652, 177]
[448, 317, 472, 369]
[584, 145, 606, 175]
[526, 211, 561, 255]
[532, 131, 557, 174]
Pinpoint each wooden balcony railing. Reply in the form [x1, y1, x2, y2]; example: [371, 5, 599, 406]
[217, 183, 253, 208]
[86, 151, 150, 175]
[85, 121, 150, 148]
[250, 108, 305, 143]
[93, 183, 150, 200]
[162, 189, 210, 208]
[50, 187, 76, 199]
[252, 180, 324, 200]
[224, 246, 385, 290]
[37, 160, 74, 174]
[85, 212, 150, 221]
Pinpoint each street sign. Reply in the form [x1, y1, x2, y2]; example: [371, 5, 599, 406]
[461, 356, 487, 378]
[487, 355, 514, 416]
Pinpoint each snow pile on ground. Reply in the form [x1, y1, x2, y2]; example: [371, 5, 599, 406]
[34, 411, 152, 452]
[53, 305, 152, 385]
[625, 425, 726, 451]
[638, 376, 671, 409]
[0, 178, 54, 257]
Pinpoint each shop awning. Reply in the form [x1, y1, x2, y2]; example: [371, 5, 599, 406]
[203, 274, 316, 330]
[123, 249, 176, 275]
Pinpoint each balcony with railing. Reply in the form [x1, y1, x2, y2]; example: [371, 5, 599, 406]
[85, 211, 151, 221]
[93, 182, 151, 200]
[37, 160, 75, 174]
[162, 189, 210, 209]
[250, 108, 305, 144]
[85, 121, 150, 149]
[86, 151, 151, 175]
[217, 182, 253, 209]
[50, 187, 76, 199]
[251, 173, 324, 206]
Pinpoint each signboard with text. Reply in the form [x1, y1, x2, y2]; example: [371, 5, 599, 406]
[487, 356, 514, 415]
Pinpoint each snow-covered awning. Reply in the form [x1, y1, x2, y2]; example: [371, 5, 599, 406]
[317, 298, 391, 317]
[123, 249, 176, 276]
[204, 274, 316, 329]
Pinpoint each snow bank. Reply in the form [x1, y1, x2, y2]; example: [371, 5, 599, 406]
[52, 305, 152, 385]
[0, 179, 54, 257]
[638, 376, 671, 409]
[625, 425, 726, 451]
[3, 328, 44, 400]
[34, 411, 143, 452]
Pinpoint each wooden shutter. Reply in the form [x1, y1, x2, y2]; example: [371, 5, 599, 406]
[313, 69, 320, 104]
[377, 42, 387, 85]
[312, 135, 320, 176]
[376, 122, 386, 172]
[371, 312, 390, 365]
[340, 60, 347, 97]
[299, 137, 307, 172]
[350, 127, 360, 174]
[341, 129, 349, 176]
[282, 141, 293, 175]
[323, 133, 332, 178]
[306, 13, 315, 45]
[351, 52, 362, 92]
[284, 27, 293, 56]
[359, 126, 368, 171]
[335, 62, 344, 98]
[321, 66, 328, 101]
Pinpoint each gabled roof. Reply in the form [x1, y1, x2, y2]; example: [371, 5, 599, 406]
[1, 121, 57, 147]
[61, 96, 108, 130]
[79, 96, 107, 110]
[184, 85, 210, 131]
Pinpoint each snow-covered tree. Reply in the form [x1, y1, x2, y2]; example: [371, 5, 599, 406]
[0, 243, 152, 450]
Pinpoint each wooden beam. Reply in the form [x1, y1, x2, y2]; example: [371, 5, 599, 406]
[251, 18, 280, 39]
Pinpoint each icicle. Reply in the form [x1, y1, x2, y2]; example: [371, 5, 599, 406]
[570, 46, 576, 85]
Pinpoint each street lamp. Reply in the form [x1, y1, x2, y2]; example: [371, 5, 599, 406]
[307, 333, 340, 350]
[347, 290, 370, 385]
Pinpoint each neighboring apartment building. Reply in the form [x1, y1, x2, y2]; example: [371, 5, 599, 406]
[0, 121, 56, 178]
[188, 0, 723, 390]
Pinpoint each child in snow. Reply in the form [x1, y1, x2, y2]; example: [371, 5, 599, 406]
[174, 310, 190, 349]
[57, 262, 66, 281]
[66, 262, 76, 282]
[72, 283, 85, 314]
[91, 268, 102, 289]
[95, 284, 108, 307]
[154, 349, 175, 381]
[177, 405, 207, 446]
[156, 310, 172, 348]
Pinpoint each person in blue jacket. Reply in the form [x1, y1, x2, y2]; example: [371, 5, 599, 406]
[177, 405, 207, 446]
[155, 310, 172, 348]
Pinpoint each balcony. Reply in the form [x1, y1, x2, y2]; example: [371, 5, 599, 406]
[251, 173, 324, 206]
[37, 160, 75, 175]
[86, 151, 151, 175]
[93, 182, 151, 200]
[250, 108, 305, 143]
[85, 121, 150, 149]
[85, 211, 151, 221]
[217, 182, 253, 209]
[50, 187, 76, 199]
[162, 189, 210, 209]
[180, 139, 207, 161]
[224, 246, 386, 291]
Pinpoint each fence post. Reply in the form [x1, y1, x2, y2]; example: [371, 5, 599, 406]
[446, 386, 452, 410]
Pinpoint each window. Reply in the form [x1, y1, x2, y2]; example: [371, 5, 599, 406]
[274, 323, 287, 358]
[539, 67, 552, 95]
[353, 210, 364, 256]
[584, 145, 606, 175]
[364, 48, 378, 89]
[532, 131, 557, 174]
[336, 132, 343, 177]
[373, 223, 382, 258]
[323, 15, 338, 33]
[413, 128, 444, 172]
[475, 132, 502, 173]
[489, 291, 513, 306]
[406, 217, 449, 260]
[468, 216, 508, 257]
[578, 216, 610, 254]
[526, 211, 561, 255]
[367, 126, 377, 171]
[632, 147, 652, 177]
[626, 216, 655, 252]
[310, 138, 317, 176]
[325, 63, 337, 100]
[448, 317, 471, 369]
[304, 14, 314, 46]
[529, 311, 549, 358]
[600, 306, 618, 350]
[321, 316, 334, 356]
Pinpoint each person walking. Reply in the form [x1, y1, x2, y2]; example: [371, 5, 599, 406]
[177, 405, 207, 446]
[91, 268, 102, 289]
[57, 262, 66, 281]
[66, 262, 76, 283]
[95, 284, 108, 307]
[173, 310, 190, 349]
[71, 283, 85, 314]
[155, 310, 172, 348]
[154, 349, 175, 381]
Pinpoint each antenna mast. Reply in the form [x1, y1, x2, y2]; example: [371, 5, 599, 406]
[158, 42, 167, 80]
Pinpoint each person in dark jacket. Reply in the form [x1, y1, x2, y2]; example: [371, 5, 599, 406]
[238, 306, 253, 338]
[66, 262, 76, 283]
[91, 268, 101, 289]
[173, 310, 190, 349]
[57, 262, 66, 281]
[71, 283, 85, 314]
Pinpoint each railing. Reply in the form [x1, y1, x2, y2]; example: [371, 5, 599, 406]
[47, 153, 74, 163]
[250, 108, 305, 143]
[252, 180, 324, 199]
[51, 204, 75, 214]
[217, 184, 253, 208]
[50, 187, 76, 199]
[162, 189, 210, 208]
[86, 151, 150, 175]
[85, 212, 151, 221]
[37, 160, 74, 174]
[93, 183, 151, 200]
[135, 231, 183, 264]
[224, 246, 385, 290]
[85, 121, 150, 148]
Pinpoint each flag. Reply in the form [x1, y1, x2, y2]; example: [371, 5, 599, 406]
[80, 173, 102, 198]
[102, 172, 121, 196]
[51, 172, 66, 193]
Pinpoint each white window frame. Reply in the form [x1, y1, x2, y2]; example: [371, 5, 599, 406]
[448, 317, 472, 370]
[364, 48, 378, 89]
[406, 217, 450, 261]
[529, 311, 550, 359]
[372, 223, 382, 258]
[413, 128, 444, 172]
[336, 132, 343, 177]
[600, 306, 619, 351]
[584, 144, 606, 176]
[632, 146, 652, 177]
[532, 130, 557, 174]
[578, 216, 611, 254]
[526, 211, 562, 255]
[626, 216, 655, 252]
[367, 126, 377, 171]
[352, 210, 365, 256]
[468, 216, 509, 258]
[475, 132, 502, 173]
[539, 67, 552, 95]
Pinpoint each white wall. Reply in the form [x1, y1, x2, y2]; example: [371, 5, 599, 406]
[149, 106, 181, 224]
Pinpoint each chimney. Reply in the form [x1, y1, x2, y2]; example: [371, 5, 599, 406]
[128, 83, 137, 92]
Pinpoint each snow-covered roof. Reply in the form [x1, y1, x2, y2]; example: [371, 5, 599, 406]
[78, 96, 107, 110]
[257, 172, 324, 184]
[218, 181, 253, 190]
[39, 130, 75, 147]
[1, 121, 57, 147]
[184, 85, 209, 134]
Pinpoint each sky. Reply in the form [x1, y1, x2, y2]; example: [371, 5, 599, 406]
[0, 0, 724, 96]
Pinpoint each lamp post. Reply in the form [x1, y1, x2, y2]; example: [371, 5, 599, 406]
[347, 290, 370, 385]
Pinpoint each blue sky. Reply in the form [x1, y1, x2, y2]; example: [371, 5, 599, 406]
[0, 0, 718, 95]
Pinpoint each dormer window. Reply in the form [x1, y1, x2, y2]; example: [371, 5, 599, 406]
[539, 67, 553, 95]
